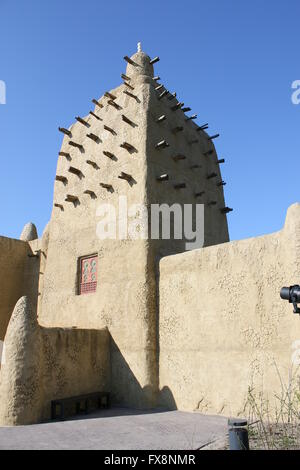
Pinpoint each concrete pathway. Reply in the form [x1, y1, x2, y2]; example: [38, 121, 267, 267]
[0, 408, 228, 450]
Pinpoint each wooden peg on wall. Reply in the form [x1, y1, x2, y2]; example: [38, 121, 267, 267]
[156, 174, 169, 182]
[181, 107, 191, 112]
[217, 181, 226, 187]
[100, 183, 113, 191]
[121, 73, 131, 81]
[59, 152, 71, 160]
[104, 92, 117, 100]
[89, 111, 102, 120]
[123, 90, 138, 100]
[173, 154, 186, 162]
[122, 114, 135, 126]
[155, 140, 169, 149]
[186, 114, 197, 121]
[55, 175, 68, 184]
[124, 82, 135, 90]
[124, 55, 137, 65]
[58, 127, 71, 136]
[86, 160, 99, 169]
[68, 166, 83, 177]
[155, 84, 164, 91]
[65, 194, 79, 203]
[92, 99, 103, 108]
[118, 172, 133, 182]
[208, 134, 220, 140]
[153, 76, 160, 81]
[54, 203, 64, 210]
[104, 125, 116, 135]
[174, 183, 186, 189]
[171, 102, 184, 111]
[108, 99, 122, 110]
[220, 207, 233, 214]
[69, 141, 84, 151]
[76, 116, 89, 126]
[195, 191, 205, 197]
[158, 90, 168, 100]
[86, 133, 99, 142]
[217, 158, 225, 164]
[168, 92, 177, 100]
[83, 190, 97, 198]
[120, 142, 136, 152]
[207, 172, 218, 179]
[150, 56, 160, 64]
[156, 114, 167, 123]
[103, 151, 116, 159]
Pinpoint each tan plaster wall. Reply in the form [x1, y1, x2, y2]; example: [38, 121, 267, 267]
[159, 203, 300, 416]
[0, 236, 39, 341]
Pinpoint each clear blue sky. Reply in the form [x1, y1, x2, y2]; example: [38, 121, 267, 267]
[0, 0, 299, 241]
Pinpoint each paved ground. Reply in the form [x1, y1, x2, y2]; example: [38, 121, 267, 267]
[0, 408, 228, 450]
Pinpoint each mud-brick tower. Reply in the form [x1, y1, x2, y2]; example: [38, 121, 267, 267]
[39, 45, 230, 408]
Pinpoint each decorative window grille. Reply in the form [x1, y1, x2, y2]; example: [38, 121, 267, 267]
[79, 255, 98, 295]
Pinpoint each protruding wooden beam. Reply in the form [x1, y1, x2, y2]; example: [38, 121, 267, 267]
[54, 203, 64, 210]
[68, 166, 83, 177]
[207, 172, 218, 179]
[118, 172, 133, 182]
[174, 183, 186, 189]
[122, 114, 135, 126]
[153, 76, 160, 81]
[65, 194, 79, 203]
[108, 99, 122, 110]
[69, 141, 84, 151]
[104, 91, 117, 100]
[123, 90, 138, 100]
[172, 126, 184, 134]
[83, 190, 97, 198]
[86, 133, 100, 142]
[208, 134, 220, 140]
[58, 127, 71, 136]
[103, 151, 115, 160]
[158, 90, 168, 100]
[55, 175, 68, 184]
[208, 201, 217, 206]
[157, 174, 169, 182]
[155, 140, 169, 149]
[120, 142, 136, 152]
[171, 102, 184, 111]
[156, 114, 166, 123]
[76, 116, 89, 126]
[124, 55, 137, 66]
[59, 152, 71, 160]
[195, 191, 205, 197]
[168, 92, 177, 100]
[155, 84, 164, 91]
[92, 99, 103, 108]
[220, 207, 233, 214]
[217, 181, 226, 187]
[150, 56, 160, 65]
[190, 164, 201, 169]
[173, 154, 186, 162]
[104, 125, 116, 135]
[217, 158, 225, 164]
[197, 125, 209, 131]
[100, 183, 113, 191]
[203, 150, 214, 156]
[123, 81, 135, 90]
[86, 160, 99, 169]
[186, 114, 197, 121]
[89, 111, 102, 120]
[181, 107, 191, 112]
[121, 73, 131, 81]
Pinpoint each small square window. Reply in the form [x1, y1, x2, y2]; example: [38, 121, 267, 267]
[78, 254, 98, 295]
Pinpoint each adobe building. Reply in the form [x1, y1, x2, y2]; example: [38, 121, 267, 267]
[0, 45, 299, 425]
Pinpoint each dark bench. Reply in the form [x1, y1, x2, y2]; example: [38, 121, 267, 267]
[51, 391, 110, 421]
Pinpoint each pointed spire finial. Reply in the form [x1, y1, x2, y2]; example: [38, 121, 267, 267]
[137, 42, 142, 52]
